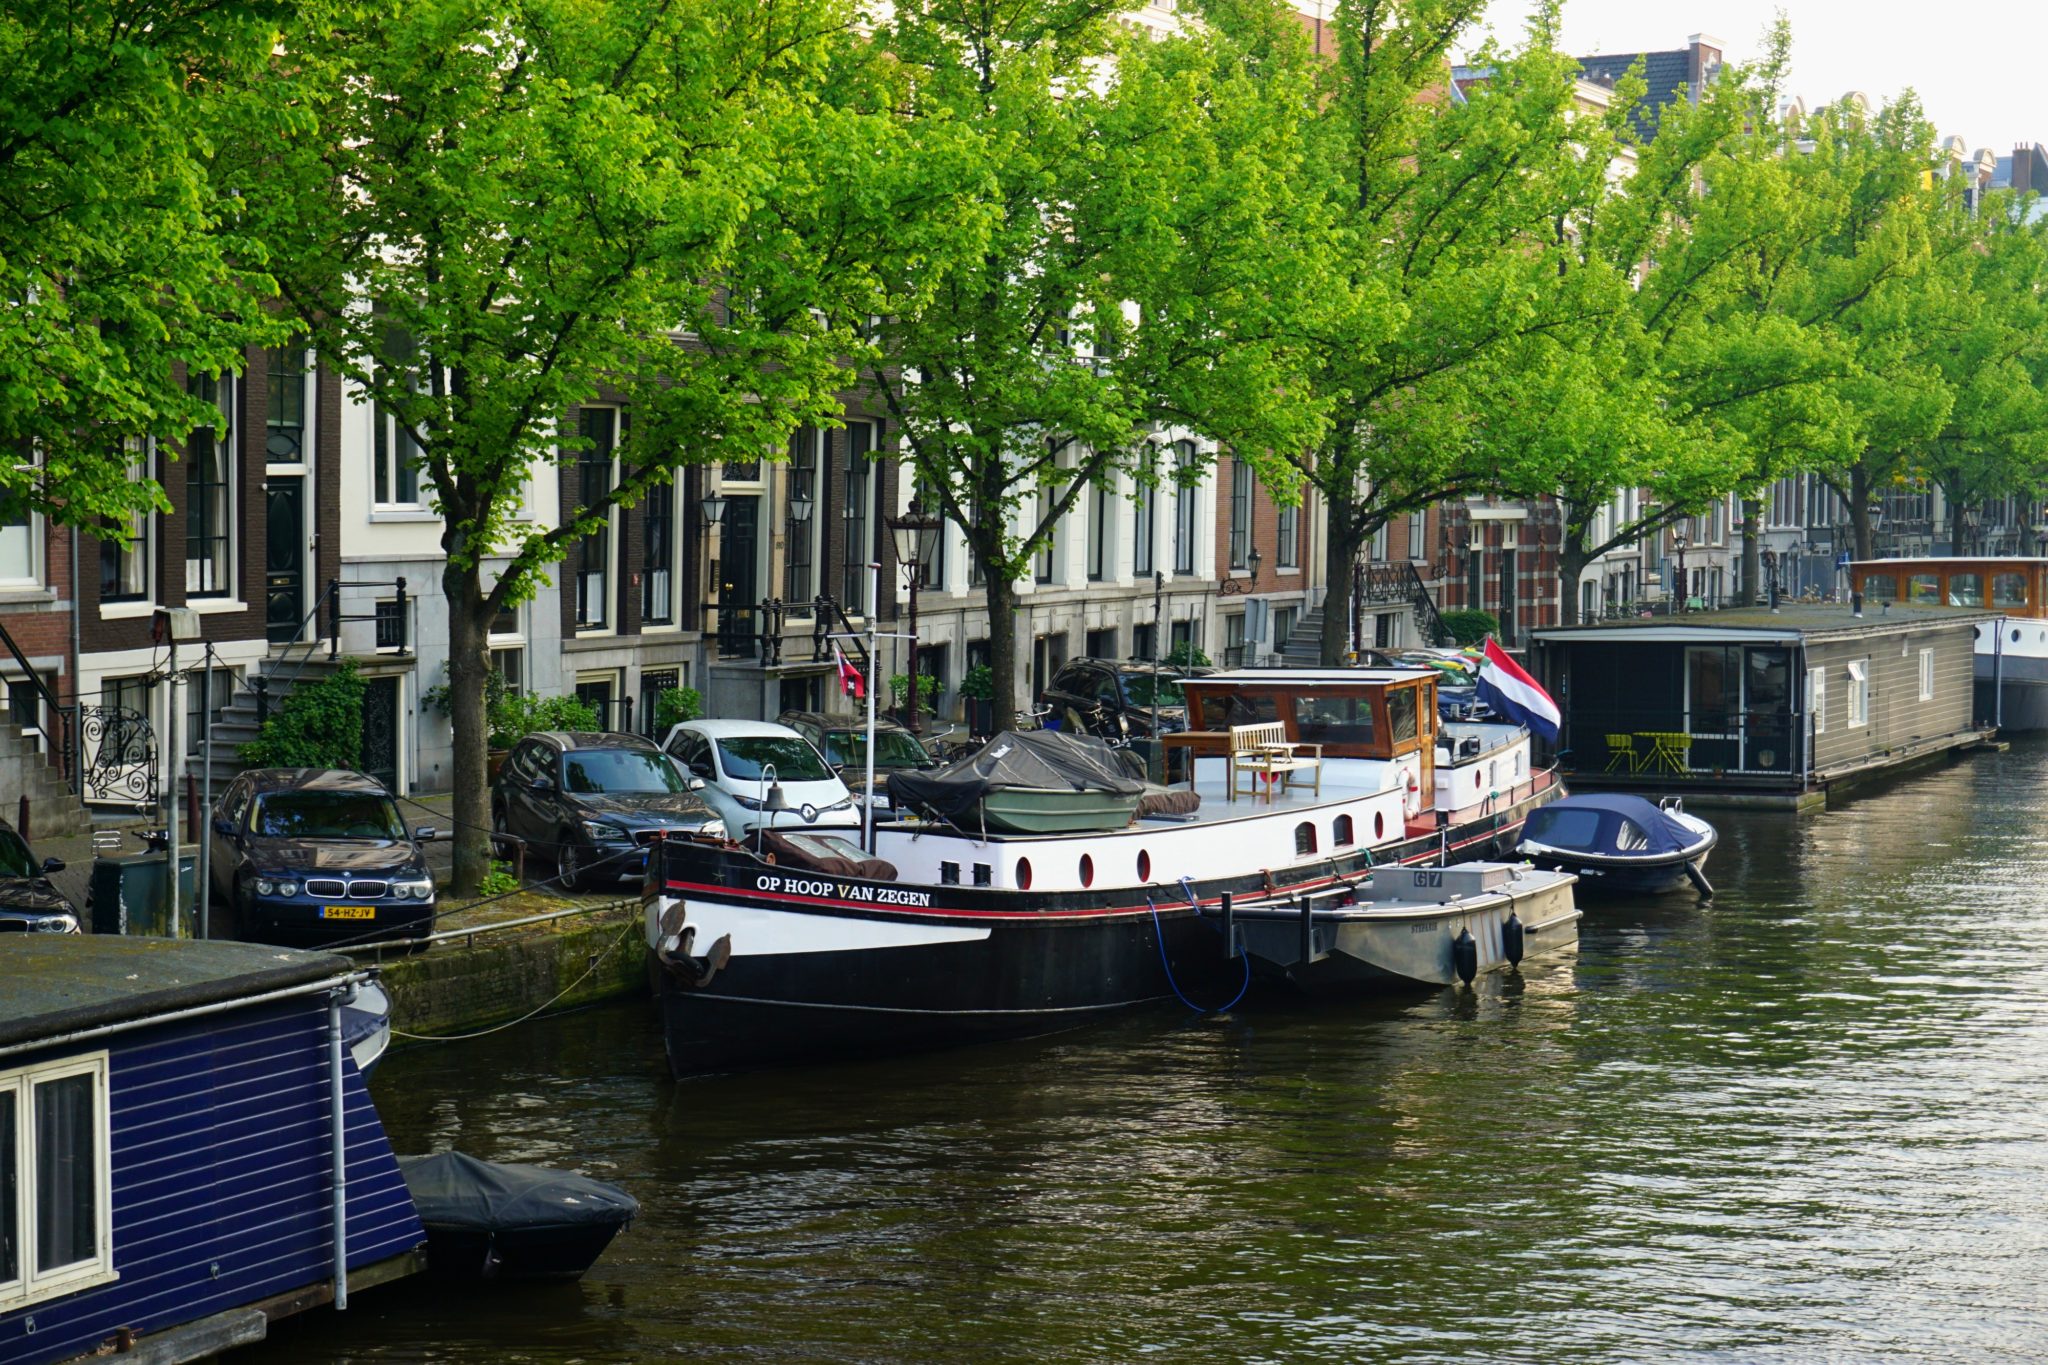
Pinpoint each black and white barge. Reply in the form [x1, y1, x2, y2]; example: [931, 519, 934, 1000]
[644, 668, 1566, 1077]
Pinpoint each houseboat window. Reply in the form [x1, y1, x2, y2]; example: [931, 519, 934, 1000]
[1846, 659, 1869, 728]
[1197, 691, 1277, 731]
[1333, 814, 1354, 847]
[1387, 688, 1418, 744]
[0, 1053, 113, 1308]
[1993, 573, 2029, 608]
[1907, 574, 1941, 605]
[1293, 691, 1375, 745]
[1862, 573, 1898, 603]
[1294, 822, 1317, 855]
[1946, 573, 1983, 607]
[1806, 667, 1827, 735]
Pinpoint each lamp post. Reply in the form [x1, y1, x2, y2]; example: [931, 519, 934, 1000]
[1673, 530, 1690, 611]
[885, 503, 943, 732]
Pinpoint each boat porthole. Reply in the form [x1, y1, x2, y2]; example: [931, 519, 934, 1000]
[1976, 626, 1983, 640]
[1080, 854, 1095, 888]
[1374, 811, 1385, 840]
[1137, 849, 1152, 880]
[2015, 628, 2024, 643]
[1334, 814, 1354, 846]
[1475, 771, 1483, 788]
[1016, 858, 1033, 890]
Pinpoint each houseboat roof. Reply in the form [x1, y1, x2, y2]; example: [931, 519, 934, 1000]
[1852, 556, 2048, 566]
[1532, 603, 1987, 645]
[0, 936, 356, 1050]
[1194, 667, 1438, 686]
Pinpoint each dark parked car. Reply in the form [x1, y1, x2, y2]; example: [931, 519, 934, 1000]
[776, 711, 939, 810]
[208, 769, 437, 946]
[1040, 659, 1198, 740]
[0, 817, 78, 934]
[491, 731, 720, 891]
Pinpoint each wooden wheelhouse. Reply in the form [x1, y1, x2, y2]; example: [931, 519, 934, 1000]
[1851, 558, 2044, 618]
[1171, 668, 1440, 789]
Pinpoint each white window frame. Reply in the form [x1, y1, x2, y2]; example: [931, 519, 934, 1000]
[1846, 658, 1869, 728]
[184, 373, 236, 600]
[572, 407, 621, 636]
[1918, 647, 1934, 702]
[0, 1052, 117, 1310]
[0, 446, 43, 589]
[1806, 666, 1826, 736]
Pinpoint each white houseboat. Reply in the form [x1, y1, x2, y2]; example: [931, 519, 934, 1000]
[1851, 557, 2047, 729]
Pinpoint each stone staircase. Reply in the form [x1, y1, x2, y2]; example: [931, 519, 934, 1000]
[0, 722, 90, 840]
[192, 654, 356, 786]
[1282, 601, 1327, 665]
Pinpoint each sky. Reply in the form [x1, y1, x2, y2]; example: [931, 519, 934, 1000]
[1474, 0, 2043, 152]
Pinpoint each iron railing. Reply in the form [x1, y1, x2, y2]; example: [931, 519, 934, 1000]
[0, 615, 74, 791]
[1558, 706, 1807, 782]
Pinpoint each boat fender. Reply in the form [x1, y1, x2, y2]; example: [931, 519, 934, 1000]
[1684, 861, 1716, 899]
[1404, 771, 1422, 818]
[1502, 913, 1525, 966]
[1452, 928, 1479, 985]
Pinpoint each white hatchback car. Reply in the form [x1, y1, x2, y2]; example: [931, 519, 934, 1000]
[661, 719, 860, 836]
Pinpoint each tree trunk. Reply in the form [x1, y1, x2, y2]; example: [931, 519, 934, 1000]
[985, 570, 1021, 728]
[1319, 486, 1363, 665]
[1556, 526, 1592, 626]
[1850, 461, 1873, 562]
[1740, 497, 1762, 608]
[443, 563, 492, 896]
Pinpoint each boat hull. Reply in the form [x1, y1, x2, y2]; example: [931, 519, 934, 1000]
[1521, 849, 1709, 896]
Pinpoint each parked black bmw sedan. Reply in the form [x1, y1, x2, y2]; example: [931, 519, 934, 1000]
[208, 769, 438, 946]
[0, 817, 78, 934]
[491, 731, 720, 891]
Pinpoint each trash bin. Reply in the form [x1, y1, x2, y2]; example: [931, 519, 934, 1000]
[88, 851, 199, 938]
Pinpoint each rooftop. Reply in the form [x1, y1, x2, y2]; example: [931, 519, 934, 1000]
[1195, 667, 1436, 686]
[1534, 603, 1988, 642]
[0, 937, 354, 1051]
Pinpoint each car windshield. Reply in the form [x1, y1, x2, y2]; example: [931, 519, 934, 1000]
[716, 736, 832, 782]
[1121, 673, 1185, 707]
[0, 827, 35, 877]
[254, 791, 406, 840]
[564, 749, 690, 794]
[819, 729, 931, 769]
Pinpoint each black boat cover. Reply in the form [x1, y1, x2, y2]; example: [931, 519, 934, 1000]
[1520, 794, 1702, 857]
[399, 1152, 639, 1232]
[887, 730, 1146, 826]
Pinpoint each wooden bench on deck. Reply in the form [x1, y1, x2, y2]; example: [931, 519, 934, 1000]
[1229, 722, 1322, 804]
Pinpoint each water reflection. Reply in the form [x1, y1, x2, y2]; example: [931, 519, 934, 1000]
[246, 742, 2048, 1364]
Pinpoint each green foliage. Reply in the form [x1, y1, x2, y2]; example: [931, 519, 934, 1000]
[488, 694, 602, 750]
[1438, 610, 1499, 647]
[1164, 642, 1212, 670]
[654, 687, 703, 731]
[237, 663, 366, 771]
[477, 862, 521, 898]
[958, 666, 996, 702]
[889, 673, 942, 709]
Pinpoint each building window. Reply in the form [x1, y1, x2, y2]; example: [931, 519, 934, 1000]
[1172, 441, 1197, 576]
[1131, 622, 1156, 663]
[0, 1052, 115, 1310]
[266, 348, 309, 463]
[372, 326, 422, 506]
[0, 486, 37, 590]
[1846, 658, 1868, 727]
[184, 667, 236, 755]
[98, 445, 151, 603]
[1223, 612, 1247, 667]
[1273, 605, 1298, 651]
[574, 408, 616, 631]
[1918, 648, 1934, 702]
[643, 474, 677, 626]
[1132, 470, 1154, 577]
[784, 427, 819, 608]
[492, 647, 524, 691]
[373, 597, 407, 650]
[1088, 480, 1112, 581]
[1035, 484, 1056, 584]
[1085, 627, 1116, 660]
[842, 421, 874, 612]
[1229, 459, 1252, 571]
[640, 668, 679, 738]
[185, 372, 232, 599]
[1276, 501, 1298, 570]
[1408, 510, 1427, 561]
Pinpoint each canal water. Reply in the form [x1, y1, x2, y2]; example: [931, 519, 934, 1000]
[250, 741, 2048, 1363]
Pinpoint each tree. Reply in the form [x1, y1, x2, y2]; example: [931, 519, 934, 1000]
[858, 0, 1326, 714]
[244, 0, 970, 891]
[0, 0, 289, 523]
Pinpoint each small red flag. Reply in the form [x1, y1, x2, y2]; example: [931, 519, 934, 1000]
[835, 644, 866, 700]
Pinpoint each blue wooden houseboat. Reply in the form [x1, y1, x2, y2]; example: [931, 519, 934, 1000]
[0, 937, 425, 1365]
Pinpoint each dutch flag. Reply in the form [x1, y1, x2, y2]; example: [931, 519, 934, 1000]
[1476, 637, 1560, 743]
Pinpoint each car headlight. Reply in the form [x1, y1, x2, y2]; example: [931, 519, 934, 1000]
[276, 880, 299, 897]
[392, 878, 435, 900]
[699, 820, 726, 839]
[33, 915, 78, 933]
[255, 878, 276, 897]
[583, 820, 628, 841]
[731, 794, 764, 811]
[822, 796, 855, 813]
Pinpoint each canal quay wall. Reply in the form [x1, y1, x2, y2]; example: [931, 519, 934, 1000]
[343, 898, 647, 1043]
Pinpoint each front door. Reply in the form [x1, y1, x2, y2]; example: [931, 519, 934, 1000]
[360, 676, 399, 790]
[1683, 646, 1739, 773]
[720, 496, 760, 653]
[265, 477, 306, 644]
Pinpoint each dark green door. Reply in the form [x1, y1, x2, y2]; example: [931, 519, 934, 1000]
[361, 676, 399, 789]
[265, 476, 305, 644]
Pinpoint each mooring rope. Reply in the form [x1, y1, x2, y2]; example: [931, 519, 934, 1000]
[1146, 892, 1250, 1015]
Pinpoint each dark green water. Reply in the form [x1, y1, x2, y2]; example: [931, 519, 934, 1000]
[250, 742, 2048, 1363]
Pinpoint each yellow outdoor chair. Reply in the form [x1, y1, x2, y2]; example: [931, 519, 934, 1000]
[1604, 733, 1639, 772]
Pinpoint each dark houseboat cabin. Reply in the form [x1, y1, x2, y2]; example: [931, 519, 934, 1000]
[1531, 605, 1986, 804]
[0, 938, 424, 1365]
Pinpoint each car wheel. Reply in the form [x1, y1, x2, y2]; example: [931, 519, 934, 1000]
[491, 803, 511, 857]
[558, 838, 588, 893]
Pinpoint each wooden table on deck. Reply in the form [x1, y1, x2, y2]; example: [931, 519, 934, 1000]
[1161, 730, 1230, 789]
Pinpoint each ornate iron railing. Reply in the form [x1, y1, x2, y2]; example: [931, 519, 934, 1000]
[79, 704, 157, 805]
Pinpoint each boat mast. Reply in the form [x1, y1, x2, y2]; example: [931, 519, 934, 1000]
[865, 560, 879, 852]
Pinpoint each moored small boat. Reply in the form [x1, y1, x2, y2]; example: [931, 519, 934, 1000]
[889, 730, 1146, 834]
[1515, 793, 1717, 896]
[398, 1152, 639, 1281]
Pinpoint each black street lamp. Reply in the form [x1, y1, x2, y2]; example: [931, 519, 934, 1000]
[787, 476, 813, 529]
[1673, 530, 1690, 611]
[699, 491, 728, 532]
[1220, 544, 1262, 597]
[886, 504, 943, 732]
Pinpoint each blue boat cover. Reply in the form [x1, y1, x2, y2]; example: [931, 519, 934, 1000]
[1519, 794, 1700, 857]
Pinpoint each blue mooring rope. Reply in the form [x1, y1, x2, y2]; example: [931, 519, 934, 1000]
[1147, 892, 1251, 1015]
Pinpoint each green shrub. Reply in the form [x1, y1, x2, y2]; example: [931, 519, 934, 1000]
[959, 664, 995, 700]
[489, 692, 602, 748]
[655, 686, 703, 731]
[1164, 641, 1211, 670]
[238, 662, 366, 770]
[1437, 609, 1499, 646]
[889, 672, 942, 709]
[477, 861, 519, 898]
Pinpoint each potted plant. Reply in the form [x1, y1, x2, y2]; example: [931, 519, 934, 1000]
[653, 685, 704, 735]
[887, 672, 943, 724]
[959, 664, 997, 738]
